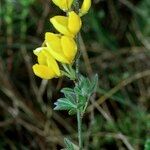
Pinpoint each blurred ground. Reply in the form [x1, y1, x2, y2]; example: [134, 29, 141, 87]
[0, 0, 150, 149]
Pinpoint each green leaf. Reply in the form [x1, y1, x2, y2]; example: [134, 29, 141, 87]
[54, 98, 77, 111]
[64, 138, 74, 150]
[54, 74, 98, 115]
[144, 139, 150, 150]
[54, 87, 78, 115]
[74, 86, 81, 95]
[77, 95, 87, 109]
[64, 138, 79, 150]
[90, 74, 98, 93]
[75, 74, 98, 98]
[61, 88, 76, 103]
[61, 88, 74, 95]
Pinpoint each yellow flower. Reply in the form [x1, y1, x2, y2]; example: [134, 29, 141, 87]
[33, 48, 61, 79]
[52, 0, 73, 11]
[79, 0, 91, 16]
[50, 11, 82, 37]
[45, 32, 77, 64]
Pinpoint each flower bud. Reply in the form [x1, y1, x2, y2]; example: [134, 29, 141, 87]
[79, 0, 91, 16]
[50, 11, 82, 37]
[52, 0, 73, 11]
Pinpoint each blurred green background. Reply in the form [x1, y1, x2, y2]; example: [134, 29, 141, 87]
[0, 0, 150, 149]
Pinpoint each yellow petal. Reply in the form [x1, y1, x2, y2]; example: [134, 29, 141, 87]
[48, 48, 69, 64]
[50, 16, 73, 37]
[45, 32, 62, 53]
[61, 36, 77, 63]
[46, 51, 61, 76]
[37, 50, 47, 65]
[79, 0, 91, 16]
[36, 48, 61, 76]
[68, 11, 82, 36]
[32, 64, 56, 79]
[33, 47, 47, 56]
[45, 32, 60, 41]
[52, 0, 73, 11]
[45, 32, 69, 63]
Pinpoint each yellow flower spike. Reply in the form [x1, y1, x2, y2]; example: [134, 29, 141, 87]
[50, 11, 82, 37]
[79, 0, 91, 17]
[61, 35, 77, 63]
[32, 64, 56, 80]
[52, 0, 73, 11]
[68, 11, 82, 35]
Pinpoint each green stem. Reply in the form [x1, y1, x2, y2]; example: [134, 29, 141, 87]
[74, 0, 83, 149]
[77, 108, 82, 150]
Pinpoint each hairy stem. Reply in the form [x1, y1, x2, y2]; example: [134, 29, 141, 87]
[77, 108, 82, 150]
[74, 0, 83, 149]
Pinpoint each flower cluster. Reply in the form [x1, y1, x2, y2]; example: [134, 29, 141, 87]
[32, 0, 91, 79]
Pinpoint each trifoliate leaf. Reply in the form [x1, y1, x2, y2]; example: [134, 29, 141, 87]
[54, 74, 98, 115]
